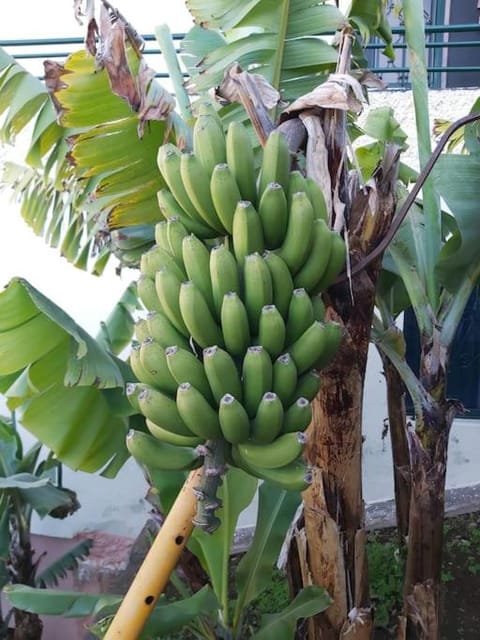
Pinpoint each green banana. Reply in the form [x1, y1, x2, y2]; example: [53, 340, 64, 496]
[312, 294, 326, 321]
[180, 153, 225, 233]
[193, 111, 227, 176]
[231, 448, 311, 491]
[258, 130, 291, 199]
[287, 171, 308, 207]
[154, 267, 189, 336]
[137, 276, 162, 312]
[220, 291, 251, 357]
[165, 345, 214, 405]
[157, 144, 198, 218]
[293, 219, 333, 293]
[314, 321, 343, 369]
[290, 321, 339, 374]
[138, 386, 194, 436]
[140, 244, 186, 281]
[243, 252, 273, 335]
[167, 216, 189, 265]
[126, 429, 201, 471]
[210, 244, 241, 318]
[182, 234, 215, 314]
[263, 251, 294, 320]
[258, 182, 288, 249]
[257, 304, 286, 359]
[125, 381, 150, 413]
[285, 288, 314, 345]
[252, 391, 284, 443]
[234, 431, 307, 470]
[313, 231, 346, 292]
[146, 418, 203, 447]
[145, 311, 191, 351]
[231, 201, 264, 265]
[305, 176, 328, 222]
[129, 342, 159, 387]
[218, 393, 251, 444]
[277, 190, 314, 275]
[179, 280, 224, 348]
[176, 382, 222, 439]
[134, 318, 149, 343]
[226, 121, 257, 204]
[293, 369, 321, 402]
[210, 163, 242, 234]
[203, 345, 242, 405]
[272, 353, 298, 406]
[154, 220, 170, 251]
[139, 337, 178, 396]
[283, 397, 313, 433]
[157, 188, 219, 240]
[242, 345, 273, 418]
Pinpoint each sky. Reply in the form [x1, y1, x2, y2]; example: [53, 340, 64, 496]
[0, 1, 194, 336]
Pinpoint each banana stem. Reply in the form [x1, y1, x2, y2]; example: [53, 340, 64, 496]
[104, 468, 203, 640]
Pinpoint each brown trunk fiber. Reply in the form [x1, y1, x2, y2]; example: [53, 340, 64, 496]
[12, 611, 42, 640]
[380, 351, 411, 540]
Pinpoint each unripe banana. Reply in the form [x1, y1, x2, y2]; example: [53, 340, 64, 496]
[126, 381, 150, 413]
[134, 318, 149, 343]
[314, 321, 343, 369]
[234, 431, 307, 469]
[140, 244, 186, 281]
[165, 345, 214, 405]
[290, 321, 339, 374]
[180, 153, 224, 233]
[193, 111, 227, 176]
[243, 252, 273, 335]
[157, 188, 219, 240]
[312, 294, 326, 321]
[182, 234, 215, 314]
[137, 275, 162, 313]
[145, 311, 191, 351]
[139, 337, 178, 396]
[126, 429, 201, 471]
[154, 267, 189, 336]
[305, 176, 328, 222]
[226, 121, 257, 204]
[210, 244, 240, 318]
[157, 144, 197, 218]
[218, 393, 251, 444]
[263, 251, 294, 320]
[130, 342, 159, 387]
[272, 353, 298, 406]
[232, 201, 264, 265]
[283, 397, 313, 433]
[258, 130, 291, 199]
[277, 191, 314, 275]
[257, 305, 286, 358]
[179, 280, 224, 348]
[252, 391, 284, 444]
[146, 418, 203, 447]
[154, 220, 170, 251]
[210, 163, 242, 234]
[293, 219, 333, 293]
[176, 382, 222, 439]
[203, 345, 242, 405]
[231, 448, 311, 491]
[167, 216, 189, 265]
[258, 182, 288, 249]
[138, 386, 194, 436]
[285, 288, 314, 345]
[313, 231, 346, 292]
[293, 369, 321, 402]
[220, 291, 251, 357]
[242, 345, 273, 418]
[287, 170, 307, 207]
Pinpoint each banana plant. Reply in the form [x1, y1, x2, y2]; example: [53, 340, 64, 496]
[0, 412, 92, 639]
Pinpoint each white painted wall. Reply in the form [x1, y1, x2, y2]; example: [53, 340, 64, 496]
[1, 81, 479, 538]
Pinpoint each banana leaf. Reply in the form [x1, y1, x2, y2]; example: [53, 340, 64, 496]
[35, 538, 93, 588]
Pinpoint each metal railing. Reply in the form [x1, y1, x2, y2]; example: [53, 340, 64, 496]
[1, 24, 479, 89]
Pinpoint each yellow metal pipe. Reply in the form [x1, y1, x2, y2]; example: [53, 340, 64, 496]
[104, 467, 203, 639]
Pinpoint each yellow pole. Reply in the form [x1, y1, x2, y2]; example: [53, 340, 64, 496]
[104, 467, 202, 640]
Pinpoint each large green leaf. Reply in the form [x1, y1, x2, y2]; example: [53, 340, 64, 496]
[188, 467, 257, 613]
[36, 539, 93, 588]
[251, 586, 332, 639]
[0, 473, 75, 518]
[233, 482, 301, 626]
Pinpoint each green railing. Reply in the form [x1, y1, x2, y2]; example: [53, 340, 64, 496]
[1, 24, 479, 88]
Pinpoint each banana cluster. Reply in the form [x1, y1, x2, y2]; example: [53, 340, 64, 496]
[127, 113, 346, 529]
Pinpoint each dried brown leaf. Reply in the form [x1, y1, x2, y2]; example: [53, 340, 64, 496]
[217, 63, 280, 109]
[283, 74, 364, 116]
[43, 61, 69, 121]
[136, 60, 175, 137]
